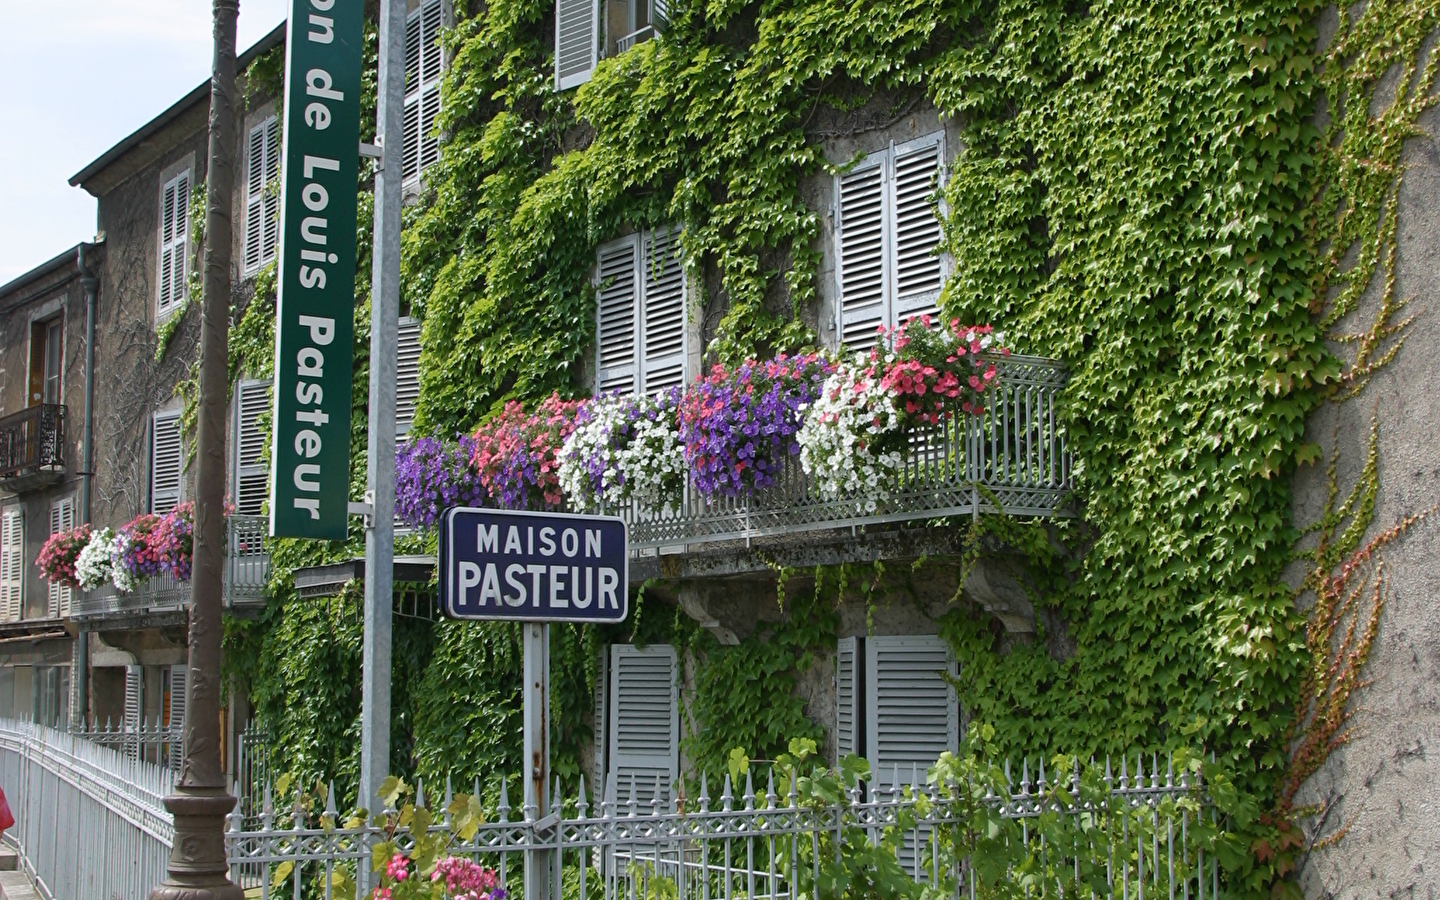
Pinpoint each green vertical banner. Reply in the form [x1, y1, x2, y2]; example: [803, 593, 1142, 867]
[269, 0, 365, 539]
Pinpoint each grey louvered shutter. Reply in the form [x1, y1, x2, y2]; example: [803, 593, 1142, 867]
[608, 643, 678, 806]
[865, 634, 958, 786]
[233, 381, 270, 516]
[835, 636, 861, 762]
[640, 227, 686, 395]
[0, 508, 22, 623]
[124, 665, 143, 758]
[395, 317, 423, 436]
[262, 118, 280, 264]
[158, 171, 189, 317]
[168, 664, 186, 768]
[403, 0, 444, 182]
[244, 123, 266, 272]
[151, 413, 183, 514]
[555, 0, 599, 91]
[48, 498, 74, 618]
[596, 235, 639, 395]
[650, 0, 670, 32]
[890, 134, 945, 323]
[835, 156, 887, 351]
[592, 648, 608, 806]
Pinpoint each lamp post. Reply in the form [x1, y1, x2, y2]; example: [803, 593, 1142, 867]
[149, 1, 243, 898]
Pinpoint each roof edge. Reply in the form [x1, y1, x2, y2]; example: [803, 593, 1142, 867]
[69, 20, 287, 193]
[0, 243, 86, 301]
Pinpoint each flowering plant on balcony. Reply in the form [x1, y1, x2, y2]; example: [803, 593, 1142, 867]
[878, 316, 1008, 428]
[112, 514, 165, 593]
[559, 388, 685, 511]
[797, 365, 906, 509]
[74, 527, 115, 591]
[396, 436, 488, 528]
[470, 394, 581, 509]
[679, 353, 833, 497]
[36, 524, 91, 590]
[148, 500, 234, 582]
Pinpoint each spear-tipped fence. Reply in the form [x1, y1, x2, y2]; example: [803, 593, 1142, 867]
[71, 716, 184, 768]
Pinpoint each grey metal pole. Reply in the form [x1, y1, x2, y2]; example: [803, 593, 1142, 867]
[359, 0, 404, 879]
[75, 243, 97, 730]
[523, 622, 552, 900]
[149, 1, 242, 898]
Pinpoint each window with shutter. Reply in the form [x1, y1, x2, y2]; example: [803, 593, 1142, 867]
[0, 508, 22, 623]
[124, 664, 143, 758]
[168, 663, 187, 769]
[607, 643, 678, 806]
[834, 132, 946, 351]
[244, 117, 281, 274]
[48, 497, 74, 618]
[151, 412, 183, 515]
[395, 317, 423, 437]
[157, 171, 190, 318]
[403, 0, 445, 184]
[835, 636, 862, 762]
[864, 634, 958, 785]
[555, 0, 599, 90]
[232, 381, 270, 516]
[596, 228, 688, 397]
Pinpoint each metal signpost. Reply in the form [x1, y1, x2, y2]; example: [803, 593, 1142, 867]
[268, 0, 365, 540]
[441, 508, 629, 900]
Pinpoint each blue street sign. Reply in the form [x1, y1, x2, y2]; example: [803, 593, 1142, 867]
[439, 508, 629, 622]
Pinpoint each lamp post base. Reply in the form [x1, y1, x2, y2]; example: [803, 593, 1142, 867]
[147, 789, 243, 900]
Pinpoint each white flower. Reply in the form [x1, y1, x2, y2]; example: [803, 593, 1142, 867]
[559, 392, 685, 513]
[797, 362, 905, 505]
[110, 531, 138, 594]
[75, 528, 115, 591]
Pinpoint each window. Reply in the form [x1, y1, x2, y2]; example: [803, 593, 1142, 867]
[124, 665, 143, 757]
[863, 635, 958, 786]
[604, 0, 668, 56]
[164, 663, 186, 768]
[232, 381, 270, 516]
[158, 170, 191, 318]
[0, 507, 22, 623]
[48, 497, 74, 618]
[556, 0, 668, 89]
[28, 317, 62, 406]
[595, 227, 687, 397]
[834, 132, 946, 350]
[403, 0, 444, 184]
[395, 317, 423, 437]
[835, 635, 861, 761]
[597, 643, 679, 805]
[244, 116, 281, 273]
[151, 412, 183, 515]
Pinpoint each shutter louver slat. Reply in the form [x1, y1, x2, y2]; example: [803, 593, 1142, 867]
[234, 381, 271, 516]
[555, 0, 598, 90]
[640, 227, 686, 396]
[395, 318, 423, 437]
[596, 236, 638, 395]
[892, 138, 944, 321]
[607, 644, 678, 806]
[151, 414, 183, 515]
[836, 161, 887, 351]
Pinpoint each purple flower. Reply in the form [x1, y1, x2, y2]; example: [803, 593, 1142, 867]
[395, 436, 489, 528]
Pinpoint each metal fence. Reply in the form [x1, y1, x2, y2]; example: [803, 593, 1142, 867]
[603, 355, 1072, 551]
[70, 514, 271, 620]
[0, 718, 173, 900]
[70, 719, 183, 769]
[0, 403, 65, 479]
[230, 759, 1217, 900]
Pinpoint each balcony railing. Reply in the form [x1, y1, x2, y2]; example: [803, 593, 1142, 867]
[600, 354, 1072, 552]
[70, 515, 270, 621]
[0, 403, 65, 480]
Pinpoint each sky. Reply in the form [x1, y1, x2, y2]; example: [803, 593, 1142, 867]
[0, 0, 290, 283]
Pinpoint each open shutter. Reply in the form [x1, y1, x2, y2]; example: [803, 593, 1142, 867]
[48, 498, 74, 618]
[233, 382, 270, 516]
[168, 664, 187, 769]
[403, 0, 444, 183]
[555, 0, 599, 90]
[244, 118, 281, 273]
[835, 636, 861, 762]
[890, 134, 945, 323]
[395, 318, 423, 437]
[124, 665, 143, 759]
[592, 648, 609, 806]
[835, 157, 888, 351]
[865, 634, 958, 786]
[151, 413, 183, 515]
[0, 509, 22, 623]
[158, 172, 189, 317]
[608, 643, 678, 806]
[263, 118, 280, 264]
[639, 227, 686, 395]
[596, 235, 639, 395]
[650, 0, 670, 32]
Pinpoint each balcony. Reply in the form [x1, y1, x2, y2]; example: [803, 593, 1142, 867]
[71, 515, 271, 625]
[605, 354, 1073, 578]
[0, 403, 65, 491]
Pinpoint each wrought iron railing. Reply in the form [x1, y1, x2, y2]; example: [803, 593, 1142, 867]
[71, 719, 183, 768]
[0, 403, 65, 478]
[69, 514, 271, 620]
[600, 354, 1072, 551]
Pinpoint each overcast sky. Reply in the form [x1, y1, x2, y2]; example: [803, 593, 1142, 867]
[0, 0, 290, 283]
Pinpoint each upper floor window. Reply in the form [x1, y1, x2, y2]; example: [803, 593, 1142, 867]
[244, 116, 281, 274]
[47, 496, 73, 618]
[555, 0, 668, 90]
[595, 227, 687, 397]
[0, 506, 22, 623]
[232, 380, 270, 516]
[834, 132, 946, 351]
[28, 316, 62, 406]
[151, 412, 183, 515]
[157, 170, 191, 319]
[403, 0, 444, 185]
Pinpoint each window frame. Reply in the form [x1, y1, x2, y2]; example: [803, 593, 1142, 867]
[593, 227, 689, 398]
[157, 169, 191, 321]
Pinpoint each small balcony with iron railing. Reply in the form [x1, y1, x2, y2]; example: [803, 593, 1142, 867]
[0, 403, 65, 492]
[70, 515, 271, 624]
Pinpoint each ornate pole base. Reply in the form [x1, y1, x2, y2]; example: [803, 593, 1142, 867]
[147, 788, 244, 900]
